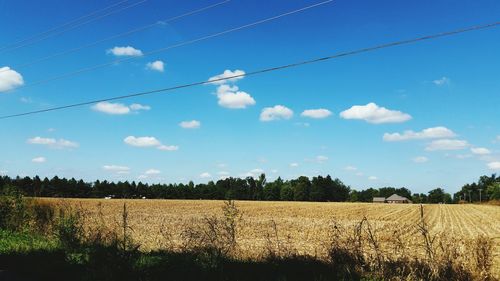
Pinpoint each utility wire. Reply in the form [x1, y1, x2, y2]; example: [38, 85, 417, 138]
[11, 0, 334, 90]
[0, 0, 147, 54]
[0, 0, 130, 51]
[0, 0, 230, 74]
[2, 20, 499, 120]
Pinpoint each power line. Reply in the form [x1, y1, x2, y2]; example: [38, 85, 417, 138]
[0, 0, 231, 74]
[2, 20, 499, 120]
[0, 0, 147, 54]
[12, 0, 335, 90]
[0, 0, 130, 51]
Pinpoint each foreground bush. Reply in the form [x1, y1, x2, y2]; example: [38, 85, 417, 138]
[0, 194, 496, 281]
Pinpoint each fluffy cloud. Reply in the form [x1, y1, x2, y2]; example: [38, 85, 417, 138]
[103, 165, 130, 174]
[93, 102, 130, 114]
[179, 120, 201, 129]
[413, 156, 428, 163]
[241, 168, 264, 178]
[383, 126, 456, 141]
[344, 166, 357, 171]
[488, 162, 500, 171]
[340, 103, 411, 124]
[425, 139, 469, 151]
[368, 176, 378, 180]
[123, 136, 178, 151]
[32, 157, 46, 163]
[260, 105, 293, 122]
[216, 84, 255, 109]
[107, 46, 143, 56]
[129, 103, 151, 111]
[289, 163, 299, 168]
[145, 169, 161, 175]
[433, 77, 450, 86]
[157, 145, 179, 151]
[301, 109, 332, 119]
[208, 69, 245, 85]
[124, 136, 161, 147]
[146, 60, 164, 72]
[92, 102, 150, 115]
[0, 67, 24, 92]
[27, 137, 79, 149]
[315, 155, 328, 163]
[200, 172, 212, 179]
[470, 147, 491, 155]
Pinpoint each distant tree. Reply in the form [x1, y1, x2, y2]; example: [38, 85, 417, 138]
[428, 188, 451, 203]
[280, 183, 294, 201]
[263, 177, 282, 201]
[487, 182, 500, 200]
[292, 176, 310, 201]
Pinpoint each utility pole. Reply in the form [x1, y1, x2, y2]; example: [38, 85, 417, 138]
[468, 191, 472, 203]
[479, 189, 483, 203]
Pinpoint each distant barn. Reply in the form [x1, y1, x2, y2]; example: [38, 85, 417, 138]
[372, 194, 412, 204]
[385, 194, 412, 204]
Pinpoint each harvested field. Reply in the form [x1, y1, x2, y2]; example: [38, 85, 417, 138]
[42, 198, 500, 277]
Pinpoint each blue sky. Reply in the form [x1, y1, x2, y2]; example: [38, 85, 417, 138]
[1, 0, 499, 193]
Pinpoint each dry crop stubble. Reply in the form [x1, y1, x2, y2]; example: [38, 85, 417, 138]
[36, 198, 500, 277]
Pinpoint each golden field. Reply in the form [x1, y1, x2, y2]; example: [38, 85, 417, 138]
[42, 198, 500, 276]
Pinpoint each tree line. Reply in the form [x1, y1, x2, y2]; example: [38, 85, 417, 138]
[0, 173, 498, 203]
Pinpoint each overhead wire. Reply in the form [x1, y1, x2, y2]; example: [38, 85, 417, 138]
[0, 0, 148, 54]
[0, 0, 231, 74]
[11, 0, 335, 90]
[1, 20, 499, 120]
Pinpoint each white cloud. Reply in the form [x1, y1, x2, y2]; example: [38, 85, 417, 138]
[433, 77, 450, 86]
[107, 46, 143, 57]
[218, 171, 230, 180]
[20, 97, 32, 103]
[488, 162, 500, 171]
[344, 166, 357, 171]
[216, 84, 255, 109]
[471, 147, 491, 155]
[145, 169, 161, 175]
[368, 176, 378, 180]
[260, 105, 293, 122]
[316, 155, 328, 163]
[157, 145, 179, 151]
[301, 109, 332, 119]
[93, 102, 130, 115]
[241, 168, 264, 178]
[179, 120, 201, 129]
[413, 156, 428, 163]
[0, 67, 24, 92]
[208, 69, 245, 85]
[32, 157, 46, 163]
[200, 172, 212, 179]
[92, 102, 150, 115]
[383, 126, 456, 142]
[340, 103, 411, 124]
[103, 165, 130, 174]
[124, 136, 178, 151]
[425, 139, 469, 151]
[27, 137, 79, 149]
[124, 136, 161, 147]
[129, 103, 150, 111]
[289, 163, 299, 168]
[146, 60, 164, 72]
